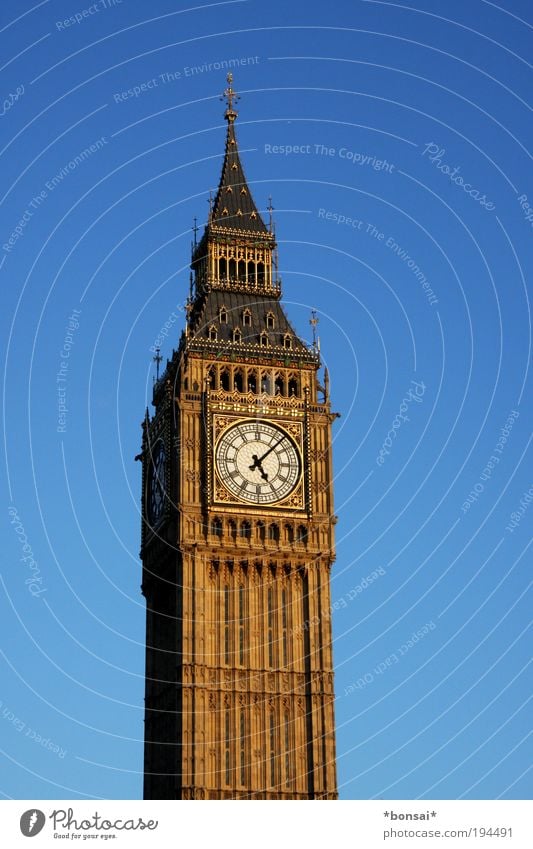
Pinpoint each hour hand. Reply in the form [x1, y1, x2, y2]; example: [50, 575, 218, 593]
[249, 454, 269, 481]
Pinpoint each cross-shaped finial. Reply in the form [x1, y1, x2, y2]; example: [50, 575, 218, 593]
[153, 347, 163, 381]
[267, 195, 274, 231]
[221, 72, 239, 121]
[310, 309, 319, 349]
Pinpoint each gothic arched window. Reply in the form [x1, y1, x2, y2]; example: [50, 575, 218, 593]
[296, 525, 308, 545]
[210, 518, 223, 538]
[268, 524, 279, 542]
[220, 369, 230, 391]
[288, 375, 299, 396]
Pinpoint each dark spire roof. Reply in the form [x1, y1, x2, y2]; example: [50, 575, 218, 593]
[210, 74, 268, 234]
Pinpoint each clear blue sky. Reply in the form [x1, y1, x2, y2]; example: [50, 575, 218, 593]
[1, 0, 531, 800]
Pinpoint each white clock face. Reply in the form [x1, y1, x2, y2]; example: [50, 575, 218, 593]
[215, 421, 301, 505]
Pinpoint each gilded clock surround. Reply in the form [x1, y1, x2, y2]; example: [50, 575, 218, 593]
[140, 75, 338, 800]
[213, 415, 304, 508]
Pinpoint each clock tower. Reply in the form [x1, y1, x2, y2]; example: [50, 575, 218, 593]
[140, 75, 338, 800]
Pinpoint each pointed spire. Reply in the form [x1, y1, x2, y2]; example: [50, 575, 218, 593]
[210, 74, 268, 233]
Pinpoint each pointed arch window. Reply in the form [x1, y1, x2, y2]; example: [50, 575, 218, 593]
[260, 332, 269, 347]
[210, 517, 223, 538]
[224, 585, 230, 665]
[238, 585, 246, 667]
[266, 312, 275, 330]
[243, 309, 252, 327]
[233, 369, 244, 392]
[296, 525, 308, 545]
[288, 375, 299, 396]
[233, 328, 242, 343]
[239, 708, 247, 785]
[225, 708, 231, 784]
[283, 334, 292, 350]
[208, 325, 218, 341]
[269, 712, 276, 787]
[220, 369, 230, 391]
[284, 713, 291, 786]
[268, 523, 279, 543]
[260, 373, 272, 394]
[267, 586, 275, 668]
[282, 587, 289, 667]
[240, 187, 247, 195]
[240, 520, 251, 540]
[219, 307, 228, 323]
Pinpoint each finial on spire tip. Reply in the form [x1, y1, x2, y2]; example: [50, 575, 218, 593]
[221, 72, 239, 122]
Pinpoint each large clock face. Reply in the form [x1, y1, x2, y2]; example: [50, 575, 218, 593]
[148, 440, 166, 524]
[215, 420, 301, 505]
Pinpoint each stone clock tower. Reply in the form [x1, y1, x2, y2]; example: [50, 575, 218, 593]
[140, 75, 338, 800]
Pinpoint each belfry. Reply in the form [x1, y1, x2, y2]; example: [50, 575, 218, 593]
[140, 75, 338, 799]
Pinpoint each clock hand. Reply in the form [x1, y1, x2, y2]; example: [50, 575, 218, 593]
[249, 454, 269, 481]
[256, 435, 285, 465]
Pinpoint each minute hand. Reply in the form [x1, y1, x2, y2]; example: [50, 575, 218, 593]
[257, 435, 286, 465]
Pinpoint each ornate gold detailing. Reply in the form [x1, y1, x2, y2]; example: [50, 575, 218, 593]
[221, 72, 239, 122]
